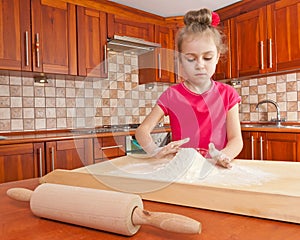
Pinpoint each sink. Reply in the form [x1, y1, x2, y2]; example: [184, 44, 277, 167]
[241, 124, 300, 129]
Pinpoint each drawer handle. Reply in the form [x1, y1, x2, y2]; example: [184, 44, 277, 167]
[38, 148, 43, 177]
[268, 38, 272, 68]
[101, 145, 123, 150]
[50, 147, 55, 171]
[260, 41, 264, 70]
[35, 33, 40, 68]
[25, 31, 29, 66]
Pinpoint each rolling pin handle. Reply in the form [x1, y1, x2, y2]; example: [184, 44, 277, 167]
[132, 207, 201, 234]
[6, 188, 33, 202]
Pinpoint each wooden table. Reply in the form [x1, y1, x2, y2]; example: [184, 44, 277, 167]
[1, 178, 300, 240]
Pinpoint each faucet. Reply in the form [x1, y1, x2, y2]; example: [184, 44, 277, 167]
[255, 99, 284, 126]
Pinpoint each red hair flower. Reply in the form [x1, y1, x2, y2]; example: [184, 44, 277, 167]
[211, 12, 220, 27]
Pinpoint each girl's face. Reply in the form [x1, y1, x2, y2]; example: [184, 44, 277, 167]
[180, 33, 220, 85]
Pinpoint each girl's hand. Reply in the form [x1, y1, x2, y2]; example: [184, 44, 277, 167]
[208, 143, 232, 169]
[153, 138, 190, 159]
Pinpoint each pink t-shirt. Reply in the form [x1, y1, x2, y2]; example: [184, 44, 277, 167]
[157, 81, 241, 150]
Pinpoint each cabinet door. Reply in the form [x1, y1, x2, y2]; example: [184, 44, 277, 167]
[0, 0, 31, 71]
[31, 0, 77, 75]
[265, 132, 299, 161]
[231, 8, 268, 77]
[94, 136, 126, 162]
[0, 143, 38, 183]
[107, 14, 154, 42]
[46, 139, 88, 172]
[155, 25, 175, 83]
[271, 0, 300, 71]
[139, 25, 175, 84]
[77, 6, 108, 78]
[214, 19, 232, 80]
[237, 131, 265, 160]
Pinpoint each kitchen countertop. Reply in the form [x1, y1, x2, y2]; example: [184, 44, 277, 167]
[0, 126, 171, 145]
[1, 178, 300, 240]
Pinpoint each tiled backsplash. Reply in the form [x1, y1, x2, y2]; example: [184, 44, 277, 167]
[1, 50, 300, 132]
[0, 52, 170, 132]
[236, 72, 300, 123]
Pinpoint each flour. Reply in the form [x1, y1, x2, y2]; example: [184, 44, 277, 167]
[107, 148, 278, 187]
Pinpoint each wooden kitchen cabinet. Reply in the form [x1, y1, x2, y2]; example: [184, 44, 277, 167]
[0, 143, 40, 183]
[77, 6, 108, 78]
[214, 19, 232, 80]
[0, 0, 31, 71]
[237, 131, 300, 161]
[139, 24, 175, 84]
[230, 0, 300, 78]
[45, 139, 93, 173]
[31, 0, 77, 75]
[271, 0, 300, 71]
[107, 14, 155, 42]
[0, 138, 93, 183]
[93, 136, 126, 163]
[230, 7, 271, 77]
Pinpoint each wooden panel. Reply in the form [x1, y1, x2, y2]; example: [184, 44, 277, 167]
[265, 132, 298, 161]
[77, 6, 107, 77]
[109, 14, 154, 42]
[94, 136, 126, 160]
[42, 156, 300, 224]
[0, 143, 33, 155]
[56, 139, 84, 150]
[214, 19, 232, 80]
[0, 143, 37, 183]
[272, 0, 300, 71]
[0, 0, 31, 71]
[31, 0, 77, 74]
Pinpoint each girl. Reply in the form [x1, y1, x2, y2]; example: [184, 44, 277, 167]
[135, 8, 243, 168]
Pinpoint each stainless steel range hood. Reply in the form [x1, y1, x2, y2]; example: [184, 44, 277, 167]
[107, 35, 161, 53]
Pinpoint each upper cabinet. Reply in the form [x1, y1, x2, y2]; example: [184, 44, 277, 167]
[230, 7, 270, 77]
[0, 0, 77, 75]
[0, 0, 31, 71]
[107, 14, 155, 41]
[214, 19, 232, 80]
[271, 0, 300, 71]
[31, 0, 77, 75]
[230, 0, 300, 78]
[154, 25, 175, 83]
[139, 24, 176, 84]
[77, 6, 108, 78]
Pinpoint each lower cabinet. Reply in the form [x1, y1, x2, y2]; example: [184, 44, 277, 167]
[0, 143, 39, 183]
[237, 131, 300, 161]
[0, 138, 94, 183]
[93, 136, 126, 163]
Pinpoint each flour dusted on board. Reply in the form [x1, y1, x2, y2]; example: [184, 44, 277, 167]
[108, 148, 278, 187]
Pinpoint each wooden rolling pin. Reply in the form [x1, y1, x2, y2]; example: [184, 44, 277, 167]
[7, 183, 201, 236]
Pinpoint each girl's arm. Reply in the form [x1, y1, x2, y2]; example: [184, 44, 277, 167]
[135, 105, 189, 158]
[210, 103, 243, 168]
[135, 105, 166, 155]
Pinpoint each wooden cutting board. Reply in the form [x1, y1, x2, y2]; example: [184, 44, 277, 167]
[40, 149, 300, 224]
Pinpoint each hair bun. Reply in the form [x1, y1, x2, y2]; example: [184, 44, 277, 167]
[184, 8, 212, 28]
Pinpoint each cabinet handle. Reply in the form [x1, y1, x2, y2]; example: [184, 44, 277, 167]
[25, 31, 29, 66]
[268, 38, 272, 68]
[251, 135, 254, 160]
[104, 44, 108, 74]
[35, 33, 40, 68]
[101, 145, 123, 150]
[50, 147, 55, 171]
[158, 53, 162, 79]
[260, 41, 264, 70]
[38, 148, 43, 177]
[259, 136, 263, 160]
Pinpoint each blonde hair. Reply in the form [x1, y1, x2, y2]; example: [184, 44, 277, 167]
[177, 8, 227, 55]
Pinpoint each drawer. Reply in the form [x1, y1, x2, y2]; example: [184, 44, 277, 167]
[93, 136, 126, 161]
